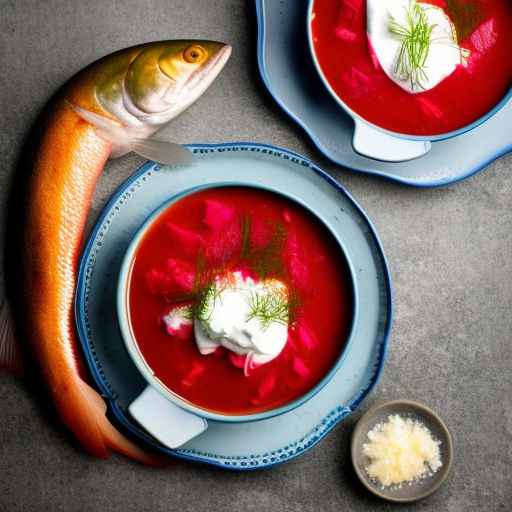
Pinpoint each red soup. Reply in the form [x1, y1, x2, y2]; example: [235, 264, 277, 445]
[311, 0, 512, 135]
[128, 187, 353, 415]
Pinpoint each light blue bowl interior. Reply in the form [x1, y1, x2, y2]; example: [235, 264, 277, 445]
[306, 0, 512, 142]
[117, 182, 360, 423]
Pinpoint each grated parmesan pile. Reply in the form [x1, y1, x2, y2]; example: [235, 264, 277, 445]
[363, 414, 442, 488]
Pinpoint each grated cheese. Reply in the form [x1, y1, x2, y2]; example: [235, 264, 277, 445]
[363, 414, 442, 488]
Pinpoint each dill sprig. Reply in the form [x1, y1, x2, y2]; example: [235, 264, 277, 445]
[389, 0, 436, 91]
[189, 250, 228, 325]
[194, 281, 219, 323]
[192, 276, 232, 339]
[249, 222, 287, 280]
[247, 284, 290, 330]
[182, 305, 194, 321]
[240, 215, 251, 259]
[176, 213, 295, 332]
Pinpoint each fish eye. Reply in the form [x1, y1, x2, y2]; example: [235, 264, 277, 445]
[183, 45, 207, 64]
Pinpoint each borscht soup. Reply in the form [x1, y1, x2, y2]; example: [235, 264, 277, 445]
[126, 187, 354, 416]
[310, 0, 512, 136]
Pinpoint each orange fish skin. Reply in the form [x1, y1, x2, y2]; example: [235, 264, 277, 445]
[23, 100, 158, 464]
[18, 40, 231, 464]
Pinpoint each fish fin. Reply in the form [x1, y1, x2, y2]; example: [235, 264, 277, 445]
[129, 138, 193, 166]
[66, 101, 128, 140]
[67, 101, 193, 166]
[67, 377, 166, 466]
[0, 300, 24, 376]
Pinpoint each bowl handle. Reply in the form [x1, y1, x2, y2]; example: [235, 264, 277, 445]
[353, 119, 431, 162]
[129, 386, 208, 449]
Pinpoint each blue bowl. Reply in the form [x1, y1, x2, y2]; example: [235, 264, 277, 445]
[117, 182, 359, 443]
[306, 0, 512, 162]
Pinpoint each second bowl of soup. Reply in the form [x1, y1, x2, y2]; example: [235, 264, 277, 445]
[308, 0, 512, 161]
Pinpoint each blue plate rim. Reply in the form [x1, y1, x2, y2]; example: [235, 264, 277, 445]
[254, 0, 512, 188]
[75, 141, 393, 470]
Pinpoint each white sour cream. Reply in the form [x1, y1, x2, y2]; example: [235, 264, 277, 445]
[367, 0, 465, 93]
[194, 272, 289, 369]
[162, 305, 192, 334]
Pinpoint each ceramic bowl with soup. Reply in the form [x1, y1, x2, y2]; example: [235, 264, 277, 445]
[117, 185, 357, 448]
[308, 0, 512, 161]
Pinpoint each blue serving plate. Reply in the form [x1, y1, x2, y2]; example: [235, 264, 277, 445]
[255, 0, 512, 187]
[75, 142, 392, 469]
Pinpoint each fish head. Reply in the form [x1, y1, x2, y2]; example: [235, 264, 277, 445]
[94, 40, 232, 130]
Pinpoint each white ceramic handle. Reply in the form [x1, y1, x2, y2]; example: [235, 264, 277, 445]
[129, 386, 208, 449]
[353, 119, 431, 162]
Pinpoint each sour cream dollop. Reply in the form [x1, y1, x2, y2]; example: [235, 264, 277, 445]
[194, 272, 289, 368]
[367, 0, 465, 93]
[162, 305, 192, 337]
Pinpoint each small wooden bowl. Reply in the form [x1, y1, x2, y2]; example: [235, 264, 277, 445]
[351, 400, 453, 503]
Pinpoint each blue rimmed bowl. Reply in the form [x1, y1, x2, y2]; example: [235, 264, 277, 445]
[117, 183, 359, 448]
[306, 0, 512, 162]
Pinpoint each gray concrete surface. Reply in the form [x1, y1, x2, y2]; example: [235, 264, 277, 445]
[0, 1, 511, 511]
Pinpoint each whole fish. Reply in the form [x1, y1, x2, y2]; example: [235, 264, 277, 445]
[1, 40, 231, 463]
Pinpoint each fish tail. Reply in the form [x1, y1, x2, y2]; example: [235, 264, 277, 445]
[55, 373, 165, 466]
[0, 302, 161, 465]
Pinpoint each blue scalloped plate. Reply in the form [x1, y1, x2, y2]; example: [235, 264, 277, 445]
[255, 0, 512, 187]
[75, 142, 392, 469]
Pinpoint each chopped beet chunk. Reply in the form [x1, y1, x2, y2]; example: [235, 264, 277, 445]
[291, 320, 319, 351]
[341, 67, 373, 97]
[146, 258, 195, 297]
[166, 223, 204, 257]
[203, 200, 236, 230]
[471, 18, 498, 53]
[284, 235, 309, 291]
[181, 360, 206, 387]
[251, 373, 277, 404]
[205, 217, 242, 265]
[229, 352, 247, 369]
[250, 217, 273, 250]
[337, 0, 363, 24]
[292, 356, 311, 378]
[335, 27, 357, 42]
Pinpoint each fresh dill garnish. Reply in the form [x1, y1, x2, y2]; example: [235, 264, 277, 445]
[182, 305, 194, 321]
[389, 0, 436, 91]
[191, 276, 232, 339]
[180, 213, 293, 330]
[189, 249, 225, 325]
[249, 222, 287, 280]
[240, 215, 251, 259]
[389, 0, 471, 90]
[286, 289, 301, 325]
[194, 281, 219, 323]
[247, 284, 290, 330]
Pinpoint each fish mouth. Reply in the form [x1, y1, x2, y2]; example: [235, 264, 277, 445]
[185, 43, 232, 91]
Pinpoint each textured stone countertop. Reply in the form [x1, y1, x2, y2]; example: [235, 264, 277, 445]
[0, 1, 511, 511]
